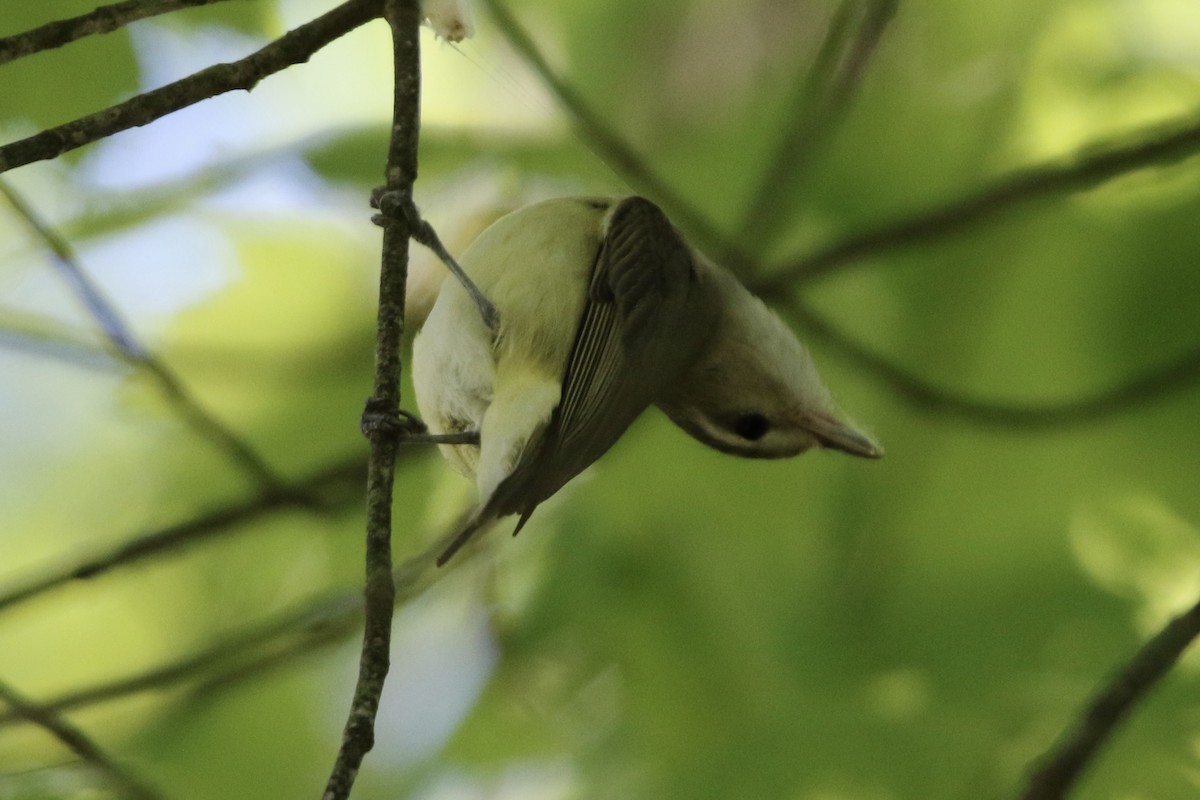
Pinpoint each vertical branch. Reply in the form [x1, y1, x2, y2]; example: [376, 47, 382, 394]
[321, 0, 420, 797]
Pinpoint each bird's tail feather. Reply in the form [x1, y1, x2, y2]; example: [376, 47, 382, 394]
[435, 501, 539, 566]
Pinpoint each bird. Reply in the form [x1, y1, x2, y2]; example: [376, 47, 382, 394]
[411, 195, 881, 565]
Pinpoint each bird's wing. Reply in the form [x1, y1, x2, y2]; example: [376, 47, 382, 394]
[483, 196, 717, 528]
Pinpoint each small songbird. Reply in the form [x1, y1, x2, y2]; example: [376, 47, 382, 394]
[412, 196, 881, 564]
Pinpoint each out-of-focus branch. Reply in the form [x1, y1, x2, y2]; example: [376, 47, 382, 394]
[0, 679, 161, 800]
[321, 0, 419, 795]
[476, 0, 748, 267]
[0, 0, 235, 66]
[0, 312, 121, 371]
[757, 111, 1200, 293]
[1020, 595, 1200, 800]
[735, 0, 896, 254]
[787, 301, 1200, 427]
[0, 0, 382, 173]
[0, 527, 460, 729]
[0, 456, 367, 614]
[1, 179, 287, 491]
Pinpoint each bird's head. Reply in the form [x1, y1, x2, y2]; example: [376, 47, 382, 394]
[657, 267, 882, 461]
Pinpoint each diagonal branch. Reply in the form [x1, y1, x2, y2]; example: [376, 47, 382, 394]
[0, 0, 383, 174]
[0, 456, 366, 614]
[757, 110, 1200, 294]
[0, 0, 236, 66]
[476, 0, 749, 268]
[0, 679, 162, 800]
[0, 312, 121, 371]
[0, 524, 463, 731]
[322, 0, 419, 796]
[786, 301, 1200, 427]
[735, 0, 896, 252]
[1020, 595, 1200, 800]
[1, 179, 287, 491]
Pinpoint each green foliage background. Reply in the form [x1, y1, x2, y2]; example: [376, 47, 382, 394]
[2, 0, 1200, 798]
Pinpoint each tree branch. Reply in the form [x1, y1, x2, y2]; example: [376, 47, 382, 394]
[0, 0, 383, 174]
[321, 0, 420, 796]
[757, 110, 1200, 293]
[1020, 595, 1200, 800]
[786, 301, 1200, 427]
[476, 0, 748, 267]
[734, 0, 896, 253]
[0, 313, 121, 372]
[2, 178, 287, 491]
[0, 0, 236, 66]
[0, 456, 366, 614]
[0, 679, 161, 800]
[0, 523, 462, 731]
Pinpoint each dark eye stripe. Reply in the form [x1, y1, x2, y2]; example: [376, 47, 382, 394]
[732, 413, 770, 441]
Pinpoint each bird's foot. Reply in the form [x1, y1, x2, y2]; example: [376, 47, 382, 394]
[370, 187, 500, 335]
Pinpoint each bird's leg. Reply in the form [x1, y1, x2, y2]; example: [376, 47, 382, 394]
[371, 187, 500, 334]
[360, 399, 481, 446]
[404, 428, 481, 446]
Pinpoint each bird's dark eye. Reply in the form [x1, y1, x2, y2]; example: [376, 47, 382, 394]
[732, 413, 770, 441]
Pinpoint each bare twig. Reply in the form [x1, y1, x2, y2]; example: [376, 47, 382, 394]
[0, 525, 462, 731]
[0, 679, 161, 800]
[322, 0, 420, 795]
[0, 0, 383, 173]
[0, 456, 366, 614]
[757, 110, 1200, 293]
[1, 179, 287, 491]
[787, 301, 1200, 427]
[2, 180, 149, 359]
[1020, 595, 1200, 800]
[735, 0, 896, 253]
[476, 0, 747, 266]
[0, 586, 362, 729]
[189, 527, 455, 700]
[0, 0, 236, 66]
[0, 314, 121, 371]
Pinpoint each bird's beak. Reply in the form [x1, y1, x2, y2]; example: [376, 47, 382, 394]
[802, 413, 883, 459]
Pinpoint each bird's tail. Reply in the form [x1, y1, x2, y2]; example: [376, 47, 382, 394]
[435, 500, 539, 566]
[435, 509, 498, 566]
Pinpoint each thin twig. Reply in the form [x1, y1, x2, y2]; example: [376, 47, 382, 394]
[734, 0, 896, 255]
[322, 0, 420, 796]
[0, 0, 236, 66]
[0, 0, 383, 173]
[476, 0, 747, 267]
[786, 301, 1200, 427]
[0, 456, 366, 614]
[189, 528, 454, 701]
[2, 180, 149, 358]
[1, 179, 286, 491]
[0, 315, 121, 372]
[1020, 595, 1200, 800]
[0, 525, 462, 730]
[0, 679, 162, 800]
[0, 588, 361, 729]
[757, 110, 1200, 293]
